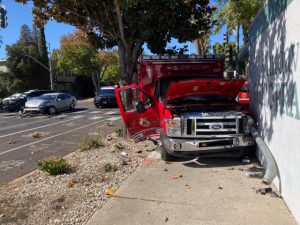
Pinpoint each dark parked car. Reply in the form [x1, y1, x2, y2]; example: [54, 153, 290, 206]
[94, 86, 117, 108]
[2, 90, 53, 112]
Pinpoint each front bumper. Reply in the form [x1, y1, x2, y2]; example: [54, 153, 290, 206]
[23, 106, 46, 114]
[162, 135, 255, 156]
[94, 98, 117, 106]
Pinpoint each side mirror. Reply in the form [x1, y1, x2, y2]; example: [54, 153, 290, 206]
[136, 101, 146, 113]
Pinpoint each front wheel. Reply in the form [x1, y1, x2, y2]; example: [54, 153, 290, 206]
[70, 102, 75, 110]
[48, 106, 57, 115]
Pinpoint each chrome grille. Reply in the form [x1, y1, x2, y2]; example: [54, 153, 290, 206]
[183, 112, 243, 138]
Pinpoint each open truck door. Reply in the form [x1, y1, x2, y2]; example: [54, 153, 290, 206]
[115, 84, 160, 142]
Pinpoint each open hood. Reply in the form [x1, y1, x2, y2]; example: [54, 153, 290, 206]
[164, 79, 245, 102]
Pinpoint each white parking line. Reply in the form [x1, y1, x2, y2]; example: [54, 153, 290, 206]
[0, 119, 108, 156]
[0, 117, 84, 139]
[104, 111, 117, 115]
[89, 116, 103, 120]
[89, 111, 101, 114]
[106, 116, 121, 121]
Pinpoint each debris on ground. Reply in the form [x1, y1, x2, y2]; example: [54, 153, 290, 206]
[105, 187, 116, 196]
[136, 150, 142, 154]
[258, 187, 272, 195]
[210, 169, 218, 172]
[164, 216, 169, 222]
[143, 158, 155, 165]
[164, 168, 168, 172]
[120, 151, 127, 156]
[171, 174, 183, 180]
[246, 172, 264, 178]
[218, 185, 224, 190]
[32, 132, 43, 138]
[0, 132, 156, 225]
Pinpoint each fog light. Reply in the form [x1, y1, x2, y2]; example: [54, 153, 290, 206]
[174, 143, 181, 150]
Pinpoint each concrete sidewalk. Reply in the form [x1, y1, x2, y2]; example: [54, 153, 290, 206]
[87, 152, 296, 225]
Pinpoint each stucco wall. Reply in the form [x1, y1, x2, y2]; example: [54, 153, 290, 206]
[249, 0, 300, 223]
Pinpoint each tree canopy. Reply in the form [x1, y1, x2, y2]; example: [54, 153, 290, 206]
[55, 30, 118, 92]
[5, 24, 49, 93]
[15, 0, 215, 84]
[214, 0, 262, 41]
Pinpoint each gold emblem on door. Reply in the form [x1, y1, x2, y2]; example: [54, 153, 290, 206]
[139, 118, 150, 127]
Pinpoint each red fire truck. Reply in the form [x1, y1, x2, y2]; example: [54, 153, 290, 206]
[115, 55, 254, 160]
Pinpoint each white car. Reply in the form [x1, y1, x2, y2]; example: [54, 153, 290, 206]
[24, 93, 77, 115]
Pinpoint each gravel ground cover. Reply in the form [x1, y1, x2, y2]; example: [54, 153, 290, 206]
[0, 132, 157, 225]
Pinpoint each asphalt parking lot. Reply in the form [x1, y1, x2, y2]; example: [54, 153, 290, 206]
[0, 100, 121, 184]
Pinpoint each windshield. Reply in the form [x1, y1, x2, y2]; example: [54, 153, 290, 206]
[167, 95, 233, 105]
[10, 94, 22, 98]
[39, 95, 57, 101]
[98, 89, 115, 96]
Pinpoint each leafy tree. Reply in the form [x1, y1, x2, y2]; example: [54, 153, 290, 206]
[15, 0, 215, 85]
[5, 24, 50, 92]
[55, 30, 114, 93]
[214, 0, 262, 41]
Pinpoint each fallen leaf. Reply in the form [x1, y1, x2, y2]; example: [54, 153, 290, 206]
[165, 217, 169, 222]
[0, 214, 5, 218]
[171, 174, 183, 179]
[105, 187, 116, 196]
[67, 181, 75, 188]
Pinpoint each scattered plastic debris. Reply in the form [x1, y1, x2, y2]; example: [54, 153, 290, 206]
[143, 158, 155, 165]
[105, 187, 116, 196]
[171, 174, 183, 179]
[259, 187, 272, 195]
[120, 151, 127, 156]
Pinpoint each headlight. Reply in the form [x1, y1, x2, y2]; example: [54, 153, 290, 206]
[39, 101, 49, 107]
[165, 117, 181, 137]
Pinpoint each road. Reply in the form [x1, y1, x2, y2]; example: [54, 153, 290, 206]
[0, 101, 121, 184]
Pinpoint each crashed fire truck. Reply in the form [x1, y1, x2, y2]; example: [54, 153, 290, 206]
[115, 55, 254, 161]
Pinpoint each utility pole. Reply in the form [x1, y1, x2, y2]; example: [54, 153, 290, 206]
[48, 43, 54, 90]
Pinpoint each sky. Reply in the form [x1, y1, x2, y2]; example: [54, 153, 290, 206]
[0, 0, 227, 59]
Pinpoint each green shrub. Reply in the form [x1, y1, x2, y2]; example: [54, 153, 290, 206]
[103, 163, 118, 172]
[115, 128, 123, 138]
[37, 157, 69, 175]
[115, 143, 125, 150]
[79, 136, 105, 151]
[103, 163, 112, 172]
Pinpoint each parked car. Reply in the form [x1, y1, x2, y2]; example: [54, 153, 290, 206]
[237, 82, 250, 105]
[94, 86, 117, 108]
[24, 92, 77, 115]
[0, 98, 3, 110]
[2, 90, 53, 112]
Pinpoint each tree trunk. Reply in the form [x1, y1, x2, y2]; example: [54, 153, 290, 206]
[235, 23, 240, 74]
[91, 73, 100, 93]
